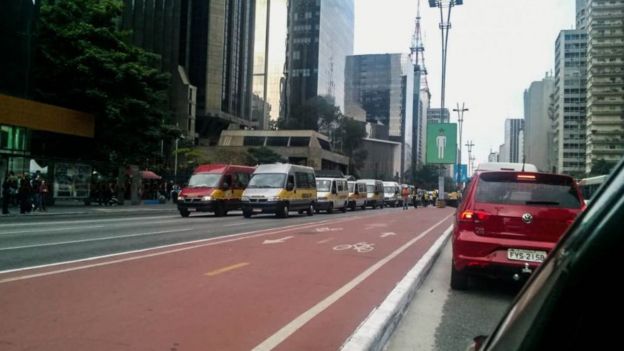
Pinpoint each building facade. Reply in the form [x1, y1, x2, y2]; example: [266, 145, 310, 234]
[488, 151, 499, 162]
[344, 53, 418, 179]
[216, 129, 349, 172]
[553, 29, 588, 175]
[503, 118, 525, 163]
[122, 0, 257, 143]
[524, 74, 555, 172]
[252, 0, 288, 129]
[283, 0, 354, 119]
[585, 0, 624, 173]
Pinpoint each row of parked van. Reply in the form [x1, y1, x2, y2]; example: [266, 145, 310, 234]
[176, 163, 405, 218]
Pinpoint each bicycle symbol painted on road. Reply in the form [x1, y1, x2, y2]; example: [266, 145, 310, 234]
[333, 242, 375, 253]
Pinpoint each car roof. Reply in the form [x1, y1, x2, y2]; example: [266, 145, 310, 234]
[476, 162, 538, 172]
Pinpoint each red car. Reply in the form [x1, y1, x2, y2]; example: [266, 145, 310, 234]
[451, 163, 585, 290]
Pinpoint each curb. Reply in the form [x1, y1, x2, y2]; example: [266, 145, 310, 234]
[340, 226, 453, 351]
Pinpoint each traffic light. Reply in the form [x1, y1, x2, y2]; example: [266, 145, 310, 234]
[455, 0, 464, 4]
[428, 0, 438, 7]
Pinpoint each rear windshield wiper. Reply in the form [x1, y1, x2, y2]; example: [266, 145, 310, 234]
[525, 201, 560, 205]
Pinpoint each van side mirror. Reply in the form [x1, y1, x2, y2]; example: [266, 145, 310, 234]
[286, 182, 294, 191]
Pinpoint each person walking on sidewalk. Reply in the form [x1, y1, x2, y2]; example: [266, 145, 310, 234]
[38, 180, 49, 211]
[18, 176, 32, 214]
[2, 176, 11, 214]
[401, 186, 410, 210]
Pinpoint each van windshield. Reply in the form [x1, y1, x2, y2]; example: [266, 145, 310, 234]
[188, 173, 221, 188]
[348, 183, 354, 192]
[384, 186, 395, 193]
[248, 173, 286, 189]
[317, 180, 331, 192]
[367, 185, 375, 193]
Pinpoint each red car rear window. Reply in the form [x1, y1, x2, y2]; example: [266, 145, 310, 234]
[475, 172, 582, 209]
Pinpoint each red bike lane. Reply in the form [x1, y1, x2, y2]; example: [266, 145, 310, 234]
[0, 207, 454, 351]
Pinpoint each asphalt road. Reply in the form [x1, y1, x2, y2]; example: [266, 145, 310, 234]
[0, 206, 454, 351]
[387, 241, 519, 351]
[0, 208, 364, 271]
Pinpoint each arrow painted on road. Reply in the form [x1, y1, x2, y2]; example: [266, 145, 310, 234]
[263, 236, 294, 244]
[380, 232, 397, 238]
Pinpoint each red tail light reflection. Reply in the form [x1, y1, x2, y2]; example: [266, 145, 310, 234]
[460, 210, 490, 221]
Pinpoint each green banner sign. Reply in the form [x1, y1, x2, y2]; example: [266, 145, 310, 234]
[426, 123, 457, 164]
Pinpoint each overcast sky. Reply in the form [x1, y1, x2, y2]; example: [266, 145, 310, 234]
[354, 0, 576, 166]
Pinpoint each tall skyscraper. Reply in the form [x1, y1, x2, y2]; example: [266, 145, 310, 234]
[252, 0, 288, 130]
[585, 0, 624, 173]
[524, 74, 555, 172]
[576, 0, 588, 30]
[503, 118, 524, 163]
[283, 0, 354, 120]
[344, 53, 417, 178]
[122, 0, 257, 142]
[553, 29, 588, 175]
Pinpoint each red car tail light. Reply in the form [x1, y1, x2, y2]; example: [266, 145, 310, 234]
[517, 174, 537, 181]
[460, 210, 490, 222]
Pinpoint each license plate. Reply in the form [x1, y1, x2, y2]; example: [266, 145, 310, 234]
[507, 249, 547, 263]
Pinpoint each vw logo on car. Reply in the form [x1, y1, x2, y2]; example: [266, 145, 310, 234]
[522, 212, 533, 224]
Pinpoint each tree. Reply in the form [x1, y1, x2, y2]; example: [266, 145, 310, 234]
[248, 147, 286, 164]
[335, 116, 367, 175]
[590, 159, 615, 176]
[33, 0, 171, 170]
[414, 165, 439, 189]
[278, 96, 341, 131]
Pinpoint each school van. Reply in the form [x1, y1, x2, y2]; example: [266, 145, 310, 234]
[347, 180, 368, 210]
[315, 177, 349, 213]
[383, 181, 401, 207]
[241, 163, 317, 218]
[360, 179, 384, 209]
[177, 164, 255, 217]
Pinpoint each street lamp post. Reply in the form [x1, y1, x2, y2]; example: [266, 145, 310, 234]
[453, 102, 468, 186]
[428, 0, 464, 204]
[174, 134, 186, 184]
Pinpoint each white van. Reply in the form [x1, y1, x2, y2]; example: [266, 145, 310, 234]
[241, 163, 317, 218]
[359, 179, 384, 209]
[383, 181, 401, 207]
[347, 180, 368, 210]
[315, 177, 349, 213]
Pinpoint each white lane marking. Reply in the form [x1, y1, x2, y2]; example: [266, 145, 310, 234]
[380, 232, 397, 238]
[340, 226, 452, 351]
[332, 242, 375, 253]
[0, 215, 378, 282]
[317, 238, 335, 244]
[0, 225, 106, 236]
[0, 229, 195, 251]
[263, 236, 294, 245]
[315, 227, 343, 232]
[251, 214, 453, 351]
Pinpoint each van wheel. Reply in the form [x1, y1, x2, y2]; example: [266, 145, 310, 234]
[350, 202, 357, 211]
[243, 209, 252, 218]
[307, 203, 314, 216]
[327, 202, 334, 214]
[341, 203, 347, 213]
[361, 204, 366, 210]
[451, 264, 469, 290]
[214, 202, 226, 217]
[179, 209, 190, 218]
[277, 203, 289, 218]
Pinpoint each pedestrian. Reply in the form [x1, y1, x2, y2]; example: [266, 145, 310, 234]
[18, 177, 32, 214]
[401, 186, 410, 210]
[2, 176, 11, 214]
[412, 187, 418, 209]
[31, 174, 41, 211]
[38, 180, 49, 211]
